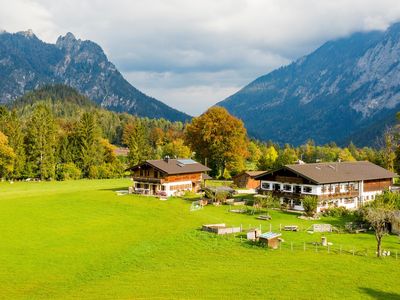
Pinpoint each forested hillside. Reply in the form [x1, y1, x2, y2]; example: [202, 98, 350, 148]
[0, 85, 396, 181]
[218, 23, 400, 146]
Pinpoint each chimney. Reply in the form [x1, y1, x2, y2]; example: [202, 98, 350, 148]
[164, 156, 170, 163]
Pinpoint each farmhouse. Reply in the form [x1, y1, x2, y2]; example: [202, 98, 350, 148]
[233, 171, 266, 189]
[255, 161, 396, 212]
[129, 158, 210, 197]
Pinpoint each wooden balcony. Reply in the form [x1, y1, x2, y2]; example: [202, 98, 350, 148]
[318, 191, 359, 200]
[132, 177, 162, 184]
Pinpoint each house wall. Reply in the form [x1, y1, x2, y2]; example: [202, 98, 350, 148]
[233, 174, 260, 189]
[363, 178, 392, 192]
[260, 180, 362, 212]
[132, 170, 202, 196]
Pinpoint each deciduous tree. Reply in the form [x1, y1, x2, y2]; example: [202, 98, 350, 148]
[184, 107, 248, 177]
[0, 131, 15, 178]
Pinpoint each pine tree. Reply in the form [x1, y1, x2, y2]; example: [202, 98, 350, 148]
[25, 104, 57, 180]
[76, 112, 103, 176]
[123, 120, 152, 167]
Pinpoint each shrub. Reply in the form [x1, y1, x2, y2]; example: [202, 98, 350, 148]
[322, 207, 352, 217]
[302, 195, 318, 217]
[88, 165, 99, 179]
[56, 163, 82, 180]
[97, 164, 113, 179]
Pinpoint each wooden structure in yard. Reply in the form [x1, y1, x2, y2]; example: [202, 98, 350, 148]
[247, 228, 262, 241]
[128, 158, 210, 197]
[202, 223, 241, 235]
[233, 171, 267, 189]
[258, 232, 282, 249]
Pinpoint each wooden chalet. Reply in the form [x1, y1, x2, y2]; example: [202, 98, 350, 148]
[233, 171, 266, 189]
[255, 161, 396, 212]
[128, 158, 210, 197]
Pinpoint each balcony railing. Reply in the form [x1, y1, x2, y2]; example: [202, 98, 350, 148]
[132, 177, 162, 184]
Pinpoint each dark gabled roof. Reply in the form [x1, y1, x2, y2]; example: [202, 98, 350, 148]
[202, 173, 213, 180]
[256, 161, 397, 184]
[133, 159, 211, 175]
[234, 171, 267, 179]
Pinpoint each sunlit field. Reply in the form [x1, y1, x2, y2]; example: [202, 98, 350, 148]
[1, 179, 399, 299]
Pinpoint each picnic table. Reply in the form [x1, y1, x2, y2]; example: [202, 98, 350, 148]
[256, 215, 272, 220]
[283, 225, 298, 231]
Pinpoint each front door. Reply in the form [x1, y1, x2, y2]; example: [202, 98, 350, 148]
[152, 185, 157, 195]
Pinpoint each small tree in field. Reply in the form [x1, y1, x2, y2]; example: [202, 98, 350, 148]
[302, 195, 318, 217]
[361, 191, 400, 257]
[255, 193, 279, 214]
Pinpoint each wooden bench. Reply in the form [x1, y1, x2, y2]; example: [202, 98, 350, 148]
[256, 215, 271, 220]
[284, 225, 299, 232]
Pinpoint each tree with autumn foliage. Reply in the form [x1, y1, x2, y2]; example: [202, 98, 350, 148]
[185, 106, 248, 177]
[0, 131, 16, 178]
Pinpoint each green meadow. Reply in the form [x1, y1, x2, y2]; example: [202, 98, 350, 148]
[1, 179, 400, 299]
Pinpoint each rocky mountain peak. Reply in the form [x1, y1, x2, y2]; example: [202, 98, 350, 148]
[16, 29, 37, 39]
[56, 32, 79, 50]
[0, 30, 190, 122]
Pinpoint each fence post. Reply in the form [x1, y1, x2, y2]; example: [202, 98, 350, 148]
[328, 244, 330, 254]
[396, 250, 398, 260]
[340, 245, 342, 255]
[240, 224, 243, 232]
[315, 244, 318, 252]
[303, 242, 306, 251]
[280, 224, 282, 231]
[352, 248, 355, 256]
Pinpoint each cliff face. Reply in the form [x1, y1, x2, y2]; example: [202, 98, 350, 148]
[0, 31, 190, 122]
[218, 23, 400, 146]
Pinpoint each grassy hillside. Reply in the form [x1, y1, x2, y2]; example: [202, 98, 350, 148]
[0, 179, 399, 299]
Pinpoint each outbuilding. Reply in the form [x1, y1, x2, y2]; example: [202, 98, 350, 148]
[233, 171, 267, 189]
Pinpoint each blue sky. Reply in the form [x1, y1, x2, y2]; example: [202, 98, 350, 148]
[1, 0, 400, 115]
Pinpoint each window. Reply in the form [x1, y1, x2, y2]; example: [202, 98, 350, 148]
[294, 185, 302, 193]
[261, 182, 270, 190]
[283, 184, 292, 192]
[303, 186, 312, 193]
[273, 183, 281, 191]
[144, 184, 149, 189]
[161, 185, 166, 191]
[154, 171, 158, 178]
[293, 199, 302, 206]
[140, 169, 144, 176]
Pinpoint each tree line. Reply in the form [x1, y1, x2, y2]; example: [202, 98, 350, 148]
[0, 84, 399, 180]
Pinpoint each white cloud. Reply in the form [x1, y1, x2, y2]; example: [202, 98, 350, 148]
[1, 0, 400, 114]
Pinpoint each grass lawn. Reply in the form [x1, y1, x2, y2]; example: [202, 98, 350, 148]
[1, 179, 400, 299]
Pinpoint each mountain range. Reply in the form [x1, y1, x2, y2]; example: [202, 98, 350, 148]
[0, 30, 190, 122]
[218, 23, 400, 146]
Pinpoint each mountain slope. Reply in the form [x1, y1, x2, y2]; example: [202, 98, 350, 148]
[218, 23, 400, 146]
[0, 30, 190, 122]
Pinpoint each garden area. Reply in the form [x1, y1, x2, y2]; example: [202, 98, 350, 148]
[1, 179, 400, 299]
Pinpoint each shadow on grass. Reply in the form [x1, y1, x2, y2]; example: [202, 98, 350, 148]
[359, 287, 400, 300]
